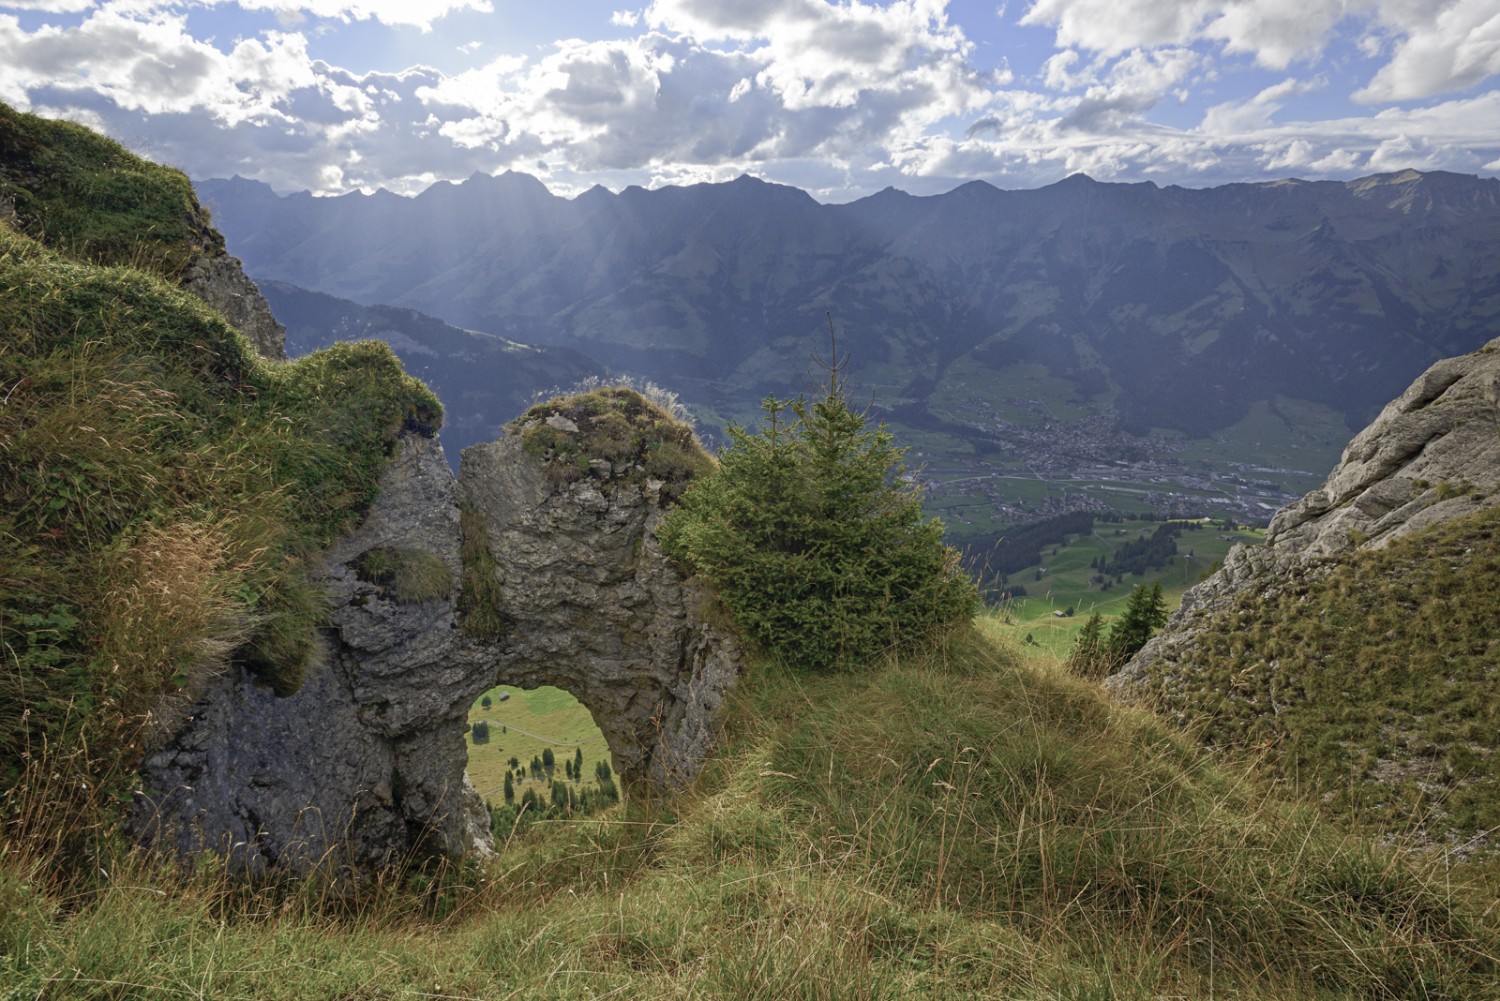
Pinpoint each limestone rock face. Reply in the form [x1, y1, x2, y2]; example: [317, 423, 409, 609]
[133, 434, 489, 870]
[459, 434, 741, 788]
[134, 413, 740, 871]
[1110, 337, 1500, 694]
[181, 252, 287, 360]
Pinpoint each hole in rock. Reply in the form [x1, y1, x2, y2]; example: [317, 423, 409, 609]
[464, 684, 620, 835]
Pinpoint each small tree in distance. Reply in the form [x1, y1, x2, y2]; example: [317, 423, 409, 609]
[660, 320, 978, 672]
[1106, 582, 1168, 666]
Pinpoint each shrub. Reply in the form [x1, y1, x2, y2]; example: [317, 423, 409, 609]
[660, 367, 978, 672]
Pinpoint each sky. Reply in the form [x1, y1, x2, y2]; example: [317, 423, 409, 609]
[0, 0, 1497, 201]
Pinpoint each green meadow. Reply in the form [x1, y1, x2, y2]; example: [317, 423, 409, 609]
[464, 685, 611, 802]
[984, 517, 1265, 658]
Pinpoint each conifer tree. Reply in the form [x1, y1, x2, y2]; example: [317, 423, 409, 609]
[1106, 582, 1168, 666]
[659, 322, 977, 672]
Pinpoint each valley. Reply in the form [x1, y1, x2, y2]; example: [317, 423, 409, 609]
[201, 168, 1480, 531]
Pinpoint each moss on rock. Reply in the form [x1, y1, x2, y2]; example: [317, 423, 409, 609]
[510, 386, 713, 501]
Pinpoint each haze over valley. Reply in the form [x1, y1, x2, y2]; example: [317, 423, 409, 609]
[202, 166, 1500, 540]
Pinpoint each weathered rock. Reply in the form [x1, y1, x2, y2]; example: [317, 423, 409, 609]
[134, 400, 741, 871]
[459, 434, 740, 789]
[133, 433, 489, 870]
[1110, 336, 1500, 695]
[181, 252, 287, 360]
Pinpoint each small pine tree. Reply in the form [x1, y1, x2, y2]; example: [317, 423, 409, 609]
[565, 759, 575, 781]
[503, 770, 514, 805]
[574, 747, 584, 778]
[659, 327, 977, 672]
[481, 694, 492, 709]
[1106, 582, 1168, 665]
[542, 747, 555, 777]
[471, 720, 490, 744]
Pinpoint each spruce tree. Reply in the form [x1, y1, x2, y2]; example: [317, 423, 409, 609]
[1105, 582, 1169, 665]
[659, 327, 977, 672]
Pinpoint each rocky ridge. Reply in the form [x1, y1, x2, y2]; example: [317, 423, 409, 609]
[181, 250, 287, 360]
[1110, 335, 1500, 692]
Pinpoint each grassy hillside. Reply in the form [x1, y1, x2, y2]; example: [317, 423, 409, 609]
[4, 629, 1497, 999]
[1137, 504, 1500, 850]
[0, 151, 439, 866]
[975, 516, 1264, 657]
[5, 103, 1499, 999]
[0, 101, 219, 280]
[463, 685, 610, 803]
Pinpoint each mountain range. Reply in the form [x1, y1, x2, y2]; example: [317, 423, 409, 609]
[197, 168, 1500, 528]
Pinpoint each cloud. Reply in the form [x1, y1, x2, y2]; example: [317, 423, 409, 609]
[0, 8, 317, 123]
[0, 0, 1495, 200]
[1057, 46, 1198, 131]
[226, 1, 495, 32]
[1355, 0, 1500, 101]
[2, 0, 94, 10]
[1199, 75, 1323, 134]
[1022, 0, 1500, 101]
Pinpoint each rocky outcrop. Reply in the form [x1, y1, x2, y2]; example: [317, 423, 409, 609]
[181, 252, 287, 360]
[133, 434, 489, 870]
[459, 433, 739, 789]
[134, 396, 741, 871]
[1110, 336, 1500, 694]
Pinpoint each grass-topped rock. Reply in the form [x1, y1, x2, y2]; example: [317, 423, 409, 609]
[0, 100, 285, 358]
[509, 386, 712, 500]
[0, 101, 217, 279]
[0, 221, 438, 863]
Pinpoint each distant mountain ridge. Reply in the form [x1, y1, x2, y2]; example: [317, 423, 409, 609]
[260, 281, 604, 466]
[198, 168, 1500, 439]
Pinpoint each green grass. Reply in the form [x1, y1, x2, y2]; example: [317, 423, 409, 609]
[981, 518, 1264, 658]
[464, 685, 610, 802]
[4, 627, 1497, 999]
[0, 101, 218, 280]
[0, 223, 440, 865]
[1137, 503, 1500, 847]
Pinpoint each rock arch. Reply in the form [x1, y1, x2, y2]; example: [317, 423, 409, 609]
[134, 418, 740, 872]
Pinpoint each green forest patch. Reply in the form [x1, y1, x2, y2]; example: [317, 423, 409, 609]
[982, 517, 1264, 658]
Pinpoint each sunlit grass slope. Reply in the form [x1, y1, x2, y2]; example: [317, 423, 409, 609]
[0, 101, 218, 280]
[7, 628, 1496, 1000]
